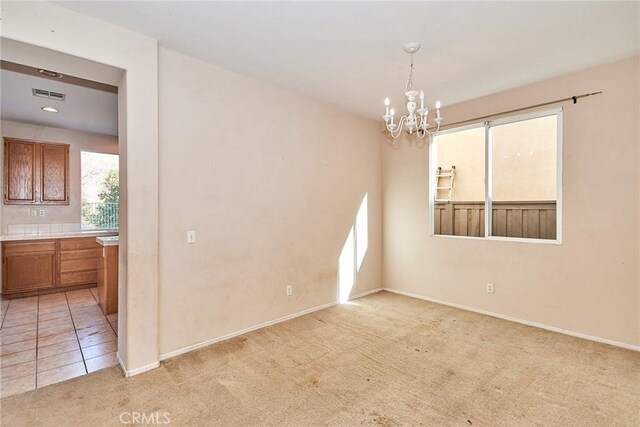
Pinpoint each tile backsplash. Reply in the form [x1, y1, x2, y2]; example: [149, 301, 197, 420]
[6, 223, 82, 235]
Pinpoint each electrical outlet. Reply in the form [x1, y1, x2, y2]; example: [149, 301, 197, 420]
[286, 285, 293, 296]
[486, 283, 495, 294]
[38, 209, 45, 217]
[30, 209, 37, 217]
[186, 230, 196, 244]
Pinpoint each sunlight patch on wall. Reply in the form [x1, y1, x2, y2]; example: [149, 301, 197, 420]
[338, 194, 369, 303]
[356, 194, 368, 272]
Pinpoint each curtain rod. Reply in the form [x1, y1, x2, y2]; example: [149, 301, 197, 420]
[433, 91, 602, 130]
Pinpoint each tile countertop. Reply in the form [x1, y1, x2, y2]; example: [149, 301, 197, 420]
[96, 236, 119, 247]
[0, 230, 119, 242]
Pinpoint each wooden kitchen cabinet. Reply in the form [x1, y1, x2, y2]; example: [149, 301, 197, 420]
[40, 143, 70, 203]
[2, 241, 57, 294]
[4, 139, 37, 203]
[58, 238, 100, 287]
[3, 138, 70, 205]
[97, 244, 118, 315]
[2, 237, 103, 298]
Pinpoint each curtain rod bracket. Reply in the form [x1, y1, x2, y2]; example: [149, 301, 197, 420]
[572, 96, 577, 104]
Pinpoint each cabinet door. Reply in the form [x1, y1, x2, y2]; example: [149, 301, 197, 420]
[40, 143, 70, 204]
[2, 242, 57, 294]
[4, 139, 37, 203]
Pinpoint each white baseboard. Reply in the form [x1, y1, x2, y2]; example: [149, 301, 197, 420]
[383, 287, 640, 352]
[348, 287, 383, 300]
[160, 287, 384, 362]
[116, 352, 161, 377]
[159, 301, 337, 361]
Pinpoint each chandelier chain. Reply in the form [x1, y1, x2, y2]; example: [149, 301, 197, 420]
[405, 53, 414, 92]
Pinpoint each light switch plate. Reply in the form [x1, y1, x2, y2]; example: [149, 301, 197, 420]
[187, 230, 196, 244]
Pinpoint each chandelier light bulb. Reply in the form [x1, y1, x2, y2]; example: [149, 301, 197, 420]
[436, 100, 441, 109]
[385, 97, 390, 106]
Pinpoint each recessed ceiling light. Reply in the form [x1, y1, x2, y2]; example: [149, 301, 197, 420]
[41, 107, 59, 113]
[38, 69, 63, 79]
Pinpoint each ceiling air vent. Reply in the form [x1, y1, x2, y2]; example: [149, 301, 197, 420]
[32, 88, 66, 101]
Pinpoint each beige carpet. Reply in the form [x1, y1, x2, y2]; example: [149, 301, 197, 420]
[1, 291, 638, 426]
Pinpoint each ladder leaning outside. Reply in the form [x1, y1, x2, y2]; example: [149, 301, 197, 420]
[435, 166, 456, 203]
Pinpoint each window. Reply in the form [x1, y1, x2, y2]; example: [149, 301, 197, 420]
[430, 109, 562, 242]
[81, 151, 119, 230]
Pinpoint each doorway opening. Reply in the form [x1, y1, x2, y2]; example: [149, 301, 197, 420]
[0, 39, 125, 397]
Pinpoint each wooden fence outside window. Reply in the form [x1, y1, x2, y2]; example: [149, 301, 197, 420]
[434, 201, 557, 240]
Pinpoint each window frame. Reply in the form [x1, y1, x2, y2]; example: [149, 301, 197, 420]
[429, 107, 563, 244]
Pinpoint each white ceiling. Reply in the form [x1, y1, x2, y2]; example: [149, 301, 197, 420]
[55, 1, 639, 120]
[1, 69, 118, 136]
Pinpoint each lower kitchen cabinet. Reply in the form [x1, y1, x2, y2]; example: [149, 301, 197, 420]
[1, 237, 103, 298]
[2, 241, 57, 294]
[97, 244, 119, 315]
[58, 238, 100, 287]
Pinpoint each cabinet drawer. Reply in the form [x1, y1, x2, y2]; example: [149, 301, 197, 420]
[60, 238, 99, 251]
[59, 270, 97, 286]
[60, 248, 101, 261]
[3, 241, 56, 255]
[60, 258, 98, 273]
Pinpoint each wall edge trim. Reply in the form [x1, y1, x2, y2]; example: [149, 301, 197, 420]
[116, 351, 160, 377]
[382, 287, 640, 352]
[159, 287, 384, 361]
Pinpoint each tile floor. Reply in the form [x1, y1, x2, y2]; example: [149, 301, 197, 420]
[0, 288, 118, 399]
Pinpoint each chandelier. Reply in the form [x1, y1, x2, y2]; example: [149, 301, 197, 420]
[383, 42, 443, 141]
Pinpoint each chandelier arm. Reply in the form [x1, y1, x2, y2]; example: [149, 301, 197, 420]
[386, 116, 408, 138]
[392, 116, 408, 138]
[422, 121, 442, 136]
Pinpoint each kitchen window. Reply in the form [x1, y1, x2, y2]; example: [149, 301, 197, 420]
[81, 151, 119, 230]
[429, 109, 562, 243]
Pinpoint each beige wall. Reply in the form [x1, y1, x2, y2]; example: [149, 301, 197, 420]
[383, 56, 640, 347]
[435, 116, 557, 201]
[158, 48, 382, 356]
[0, 120, 118, 232]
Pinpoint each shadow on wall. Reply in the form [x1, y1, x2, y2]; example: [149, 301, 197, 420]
[338, 194, 368, 303]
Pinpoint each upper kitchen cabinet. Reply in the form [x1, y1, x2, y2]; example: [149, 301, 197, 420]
[40, 143, 70, 203]
[4, 138, 36, 203]
[3, 137, 70, 205]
